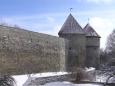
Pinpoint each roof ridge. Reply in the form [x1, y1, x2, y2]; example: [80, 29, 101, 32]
[58, 14, 85, 35]
[84, 23, 100, 37]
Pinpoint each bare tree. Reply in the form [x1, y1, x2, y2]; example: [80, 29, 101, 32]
[98, 29, 115, 85]
[100, 49, 109, 66]
[106, 29, 115, 54]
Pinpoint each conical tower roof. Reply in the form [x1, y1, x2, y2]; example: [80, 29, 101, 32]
[84, 23, 100, 38]
[58, 14, 84, 35]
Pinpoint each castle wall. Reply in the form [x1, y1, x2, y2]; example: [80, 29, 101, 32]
[86, 37, 100, 47]
[59, 34, 86, 71]
[0, 26, 67, 75]
[86, 37, 100, 68]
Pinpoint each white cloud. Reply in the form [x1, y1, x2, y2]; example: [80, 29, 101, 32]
[77, 0, 113, 4]
[0, 14, 62, 36]
[47, 17, 55, 23]
[87, 0, 113, 4]
[52, 25, 61, 36]
[89, 17, 114, 48]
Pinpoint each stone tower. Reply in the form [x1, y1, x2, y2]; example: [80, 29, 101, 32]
[84, 23, 100, 68]
[58, 14, 86, 71]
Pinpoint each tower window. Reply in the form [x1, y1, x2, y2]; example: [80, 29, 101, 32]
[69, 47, 72, 50]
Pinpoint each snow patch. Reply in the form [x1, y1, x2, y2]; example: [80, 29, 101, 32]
[85, 67, 95, 72]
[12, 72, 68, 86]
[30, 72, 68, 78]
[42, 82, 102, 86]
[42, 82, 74, 86]
[12, 75, 28, 86]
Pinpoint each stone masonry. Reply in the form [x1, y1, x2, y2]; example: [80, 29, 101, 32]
[0, 14, 100, 75]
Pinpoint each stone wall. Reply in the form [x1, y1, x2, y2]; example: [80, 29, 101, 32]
[86, 37, 100, 68]
[86, 37, 100, 47]
[59, 34, 86, 71]
[0, 25, 67, 75]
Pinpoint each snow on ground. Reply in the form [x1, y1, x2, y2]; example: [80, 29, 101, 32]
[42, 82, 74, 86]
[12, 75, 28, 86]
[30, 72, 68, 77]
[12, 68, 105, 86]
[85, 67, 95, 72]
[12, 72, 68, 86]
[95, 74, 107, 82]
[42, 82, 102, 86]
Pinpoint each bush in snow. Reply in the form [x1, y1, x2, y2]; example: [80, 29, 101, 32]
[0, 75, 16, 86]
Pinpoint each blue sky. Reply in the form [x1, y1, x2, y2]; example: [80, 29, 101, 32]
[0, 0, 115, 48]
